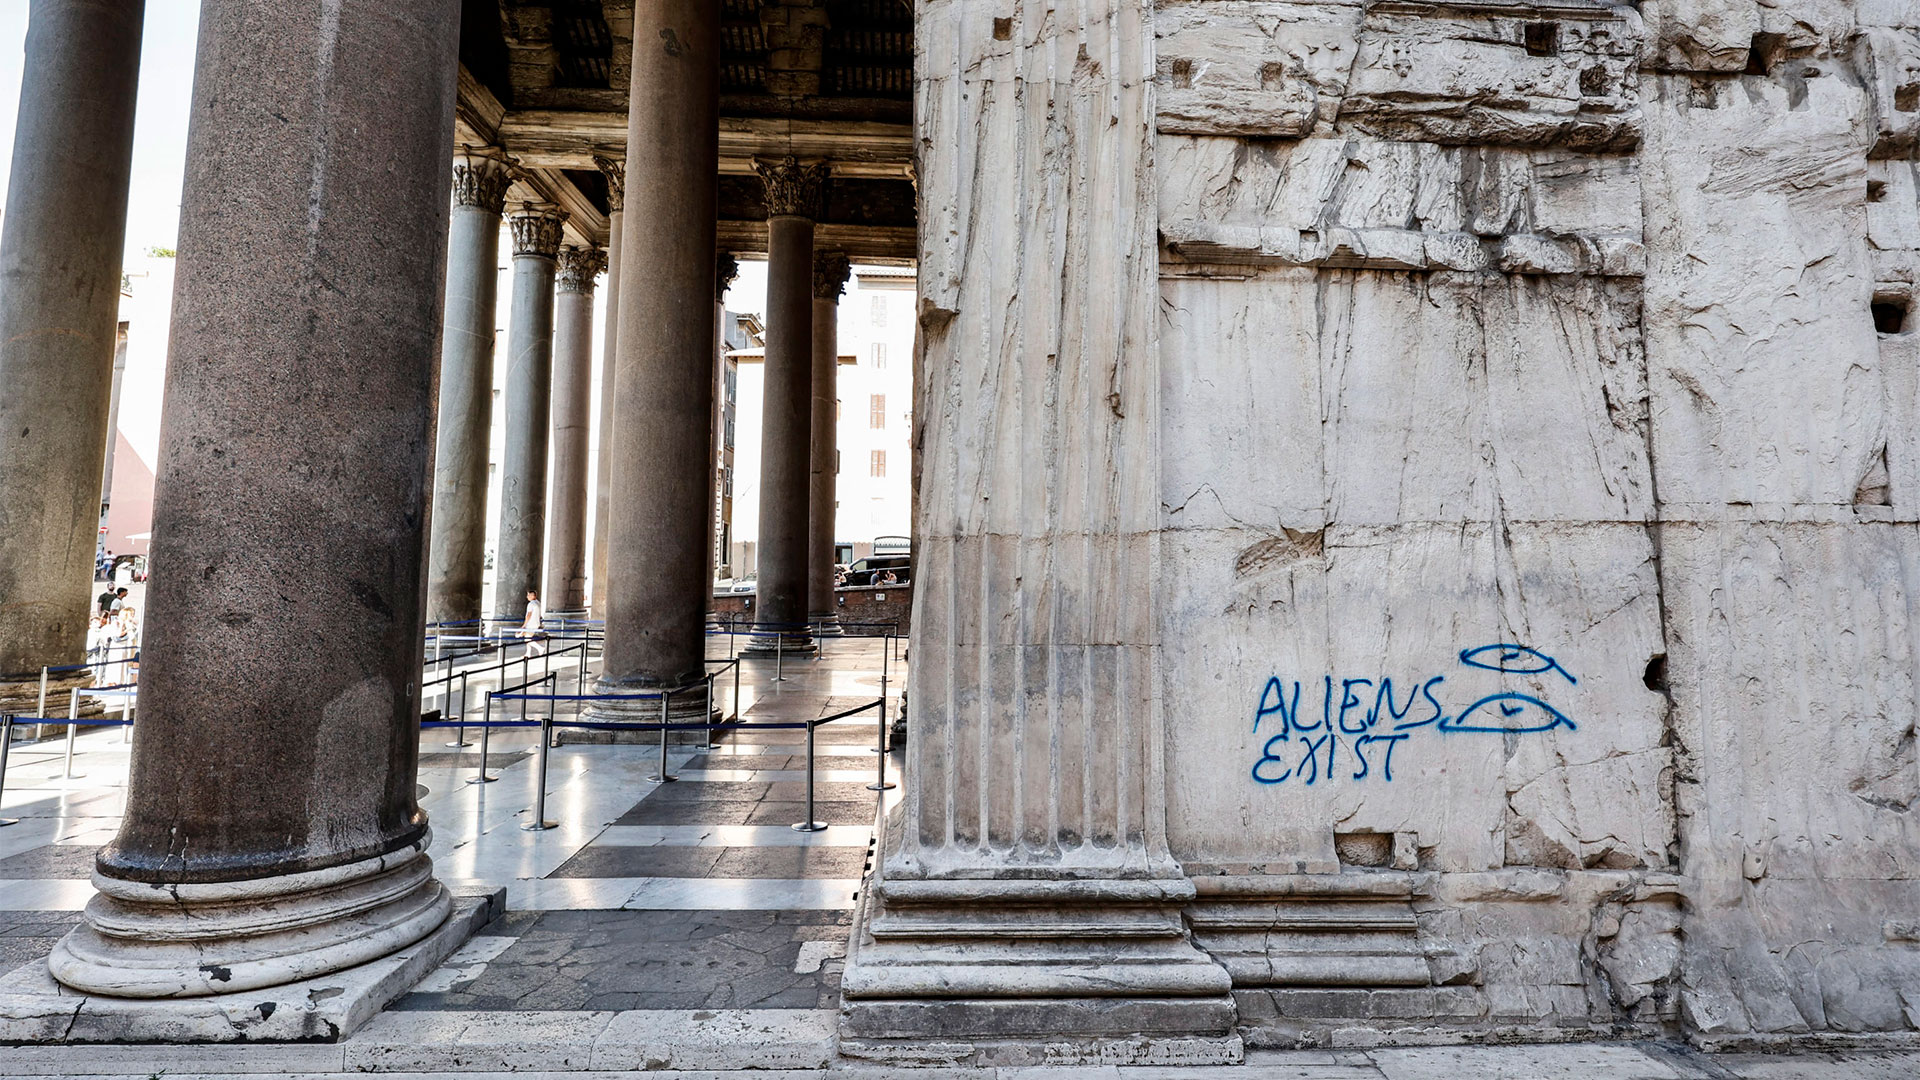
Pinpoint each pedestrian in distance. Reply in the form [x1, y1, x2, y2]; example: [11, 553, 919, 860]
[520, 590, 546, 657]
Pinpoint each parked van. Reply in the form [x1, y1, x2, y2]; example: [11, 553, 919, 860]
[845, 554, 910, 587]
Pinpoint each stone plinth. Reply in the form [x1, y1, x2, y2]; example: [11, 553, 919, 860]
[2, 889, 500, 1042]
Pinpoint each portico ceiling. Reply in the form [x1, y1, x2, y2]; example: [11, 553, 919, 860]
[458, 0, 916, 261]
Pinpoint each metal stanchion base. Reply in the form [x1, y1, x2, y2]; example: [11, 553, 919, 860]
[466, 774, 498, 784]
[522, 819, 558, 831]
[866, 781, 897, 791]
[791, 820, 828, 833]
[0, 819, 18, 827]
[48, 772, 85, 781]
[444, 740, 474, 748]
[647, 773, 680, 784]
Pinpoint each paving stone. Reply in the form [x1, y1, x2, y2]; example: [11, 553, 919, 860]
[394, 909, 851, 1013]
[1368, 1043, 1699, 1079]
[616, 800, 766, 826]
[710, 846, 869, 879]
[547, 846, 728, 879]
[0, 843, 100, 879]
[745, 801, 876, 826]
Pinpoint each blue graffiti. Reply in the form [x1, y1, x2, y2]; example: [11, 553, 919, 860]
[1250, 645, 1576, 786]
[1442, 693, 1576, 734]
[1458, 644, 1577, 685]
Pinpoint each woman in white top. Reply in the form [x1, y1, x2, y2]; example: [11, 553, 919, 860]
[519, 591, 545, 657]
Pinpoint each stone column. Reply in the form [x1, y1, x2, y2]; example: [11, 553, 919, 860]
[837, 0, 1235, 1052]
[591, 0, 719, 723]
[808, 251, 851, 632]
[589, 154, 624, 615]
[711, 253, 739, 583]
[0, 0, 143, 716]
[427, 147, 514, 627]
[545, 245, 605, 612]
[748, 156, 830, 653]
[49, 0, 462, 997]
[493, 204, 567, 623]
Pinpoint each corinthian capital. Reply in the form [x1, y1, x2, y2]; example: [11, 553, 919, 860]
[812, 250, 852, 301]
[509, 204, 569, 260]
[754, 156, 831, 220]
[593, 154, 625, 214]
[556, 245, 608, 293]
[451, 146, 516, 215]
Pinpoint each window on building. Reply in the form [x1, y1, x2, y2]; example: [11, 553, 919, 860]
[871, 295, 887, 327]
[872, 342, 887, 369]
[869, 394, 886, 429]
[870, 450, 886, 478]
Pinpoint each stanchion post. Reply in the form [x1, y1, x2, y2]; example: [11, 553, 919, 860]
[469, 691, 498, 784]
[58, 690, 82, 780]
[120, 692, 131, 744]
[774, 628, 785, 683]
[793, 716, 826, 832]
[869, 691, 895, 792]
[0, 715, 18, 826]
[36, 668, 47, 722]
[732, 660, 740, 722]
[700, 676, 720, 752]
[648, 688, 678, 783]
[525, 711, 556, 830]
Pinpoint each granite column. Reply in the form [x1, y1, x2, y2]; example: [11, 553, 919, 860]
[546, 245, 605, 612]
[494, 204, 567, 623]
[749, 156, 830, 653]
[0, 0, 143, 715]
[808, 251, 851, 632]
[427, 147, 514, 627]
[50, 0, 463, 997]
[589, 154, 624, 615]
[592, 0, 719, 723]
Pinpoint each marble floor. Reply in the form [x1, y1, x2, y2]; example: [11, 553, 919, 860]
[0, 633, 904, 1015]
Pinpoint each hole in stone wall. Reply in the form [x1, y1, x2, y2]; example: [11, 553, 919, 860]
[1260, 61, 1287, 91]
[992, 17, 1012, 41]
[1746, 32, 1786, 75]
[1643, 655, 1668, 694]
[1874, 296, 1909, 334]
[1169, 57, 1193, 89]
[1870, 179, 1889, 202]
[1523, 22, 1558, 57]
[1898, 84, 1920, 112]
[1334, 831, 1393, 868]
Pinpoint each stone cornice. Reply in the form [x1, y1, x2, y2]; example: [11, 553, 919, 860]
[451, 145, 516, 215]
[593, 153, 625, 214]
[717, 252, 739, 301]
[556, 245, 607, 293]
[754, 155, 831, 220]
[509, 204, 569, 260]
[812, 250, 852, 300]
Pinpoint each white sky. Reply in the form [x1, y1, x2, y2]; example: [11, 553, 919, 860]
[0, 3, 203, 260]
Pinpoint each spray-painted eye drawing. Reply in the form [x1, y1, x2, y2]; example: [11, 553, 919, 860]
[1442, 692, 1577, 734]
[1457, 644, 1577, 685]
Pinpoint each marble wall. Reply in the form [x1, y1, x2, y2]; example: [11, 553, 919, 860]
[1151, 0, 1920, 1044]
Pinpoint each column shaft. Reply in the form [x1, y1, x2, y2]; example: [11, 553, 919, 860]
[750, 169, 823, 650]
[56, 0, 463, 997]
[427, 151, 512, 627]
[494, 206, 566, 621]
[596, 1, 719, 702]
[0, 0, 143, 699]
[546, 246, 605, 612]
[589, 156, 624, 615]
[808, 253, 850, 627]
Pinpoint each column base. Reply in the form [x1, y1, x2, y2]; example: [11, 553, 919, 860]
[808, 613, 843, 636]
[571, 682, 724, 745]
[741, 630, 818, 657]
[840, 820, 1239, 1064]
[1, 888, 501, 1043]
[0, 670, 109, 730]
[48, 834, 450, 999]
